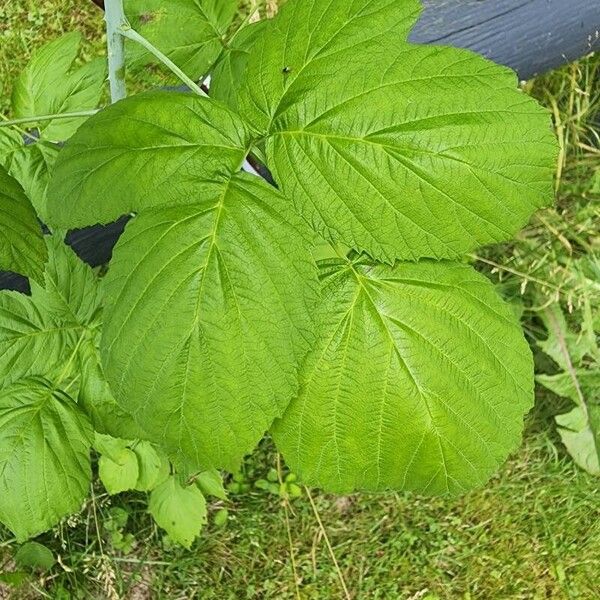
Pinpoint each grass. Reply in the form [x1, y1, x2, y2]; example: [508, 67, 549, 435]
[0, 1, 599, 599]
[2, 417, 599, 599]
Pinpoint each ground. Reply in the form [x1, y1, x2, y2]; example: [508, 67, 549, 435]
[0, 1, 599, 599]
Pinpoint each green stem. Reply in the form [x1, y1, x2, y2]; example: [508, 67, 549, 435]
[118, 25, 207, 97]
[0, 110, 101, 128]
[104, 0, 128, 102]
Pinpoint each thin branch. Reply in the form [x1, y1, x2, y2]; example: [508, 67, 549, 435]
[0, 110, 101, 128]
[118, 25, 207, 97]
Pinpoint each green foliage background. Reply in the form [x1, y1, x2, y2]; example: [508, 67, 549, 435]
[0, 1, 598, 598]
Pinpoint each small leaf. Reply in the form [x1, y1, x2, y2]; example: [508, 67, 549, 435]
[132, 441, 170, 491]
[0, 128, 59, 220]
[14, 542, 55, 572]
[213, 508, 228, 527]
[0, 378, 93, 541]
[196, 469, 226, 500]
[148, 476, 207, 549]
[99, 448, 140, 495]
[0, 165, 46, 283]
[537, 369, 600, 475]
[93, 432, 131, 461]
[273, 258, 534, 494]
[11, 33, 105, 140]
[555, 403, 600, 476]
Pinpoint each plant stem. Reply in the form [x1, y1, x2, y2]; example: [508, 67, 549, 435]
[0, 110, 101, 127]
[104, 0, 127, 102]
[118, 25, 207, 97]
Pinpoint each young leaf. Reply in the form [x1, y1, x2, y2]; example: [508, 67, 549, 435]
[48, 93, 318, 472]
[0, 378, 93, 541]
[11, 33, 105, 141]
[125, 0, 238, 79]
[14, 542, 56, 572]
[273, 257, 534, 494]
[99, 448, 140, 495]
[132, 441, 170, 491]
[196, 469, 227, 500]
[148, 476, 207, 549]
[0, 128, 59, 221]
[0, 165, 46, 283]
[239, 0, 557, 261]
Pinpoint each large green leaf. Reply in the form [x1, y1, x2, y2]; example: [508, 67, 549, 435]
[238, 0, 557, 261]
[0, 377, 93, 541]
[11, 32, 105, 141]
[273, 257, 534, 494]
[125, 0, 238, 79]
[0, 165, 46, 283]
[0, 128, 59, 222]
[48, 92, 318, 471]
[101, 172, 318, 471]
[47, 92, 251, 229]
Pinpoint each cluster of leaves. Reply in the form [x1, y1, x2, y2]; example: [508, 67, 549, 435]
[0, 0, 559, 546]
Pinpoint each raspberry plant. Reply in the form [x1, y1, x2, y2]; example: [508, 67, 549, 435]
[0, 0, 557, 545]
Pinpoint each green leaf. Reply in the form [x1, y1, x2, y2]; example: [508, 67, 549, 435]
[537, 369, 600, 475]
[125, 0, 238, 79]
[48, 92, 318, 472]
[0, 237, 140, 438]
[0, 378, 93, 541]
[77, 331, 147, 439]
[210, 21, 267, 112]
[14, 542, 56, 571]
[196, 469, 226, 500]
[11, 33, 105, 141]
[99, 448, 140, 495]
[554, 403, 600, 476]
[273, 257, 534, 494]
[148, 476, 207, 548]
[0, 128, 59, 220]
[0, 165, 46, 282]
[0, 238, 94, 388]
[239, 0, 557, 261]
[47, 92, 251, 229]
[132, 441, 170, 491]
[538, 304, 596, 370]
[101, 171, 318, 471]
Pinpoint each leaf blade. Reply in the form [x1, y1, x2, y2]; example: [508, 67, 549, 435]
[0, 166, 46, 283]
[273, 258, 534, 494]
